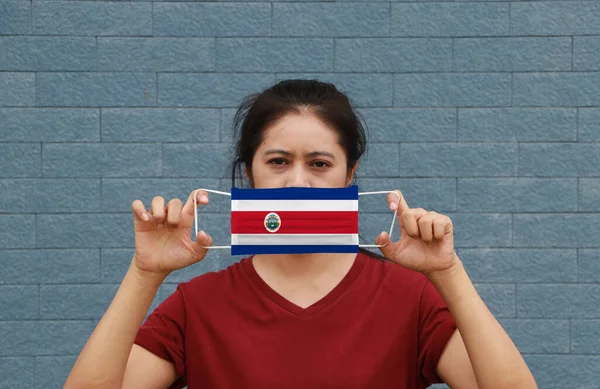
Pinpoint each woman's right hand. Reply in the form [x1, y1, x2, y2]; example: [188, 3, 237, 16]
[130, 190, 213, 277]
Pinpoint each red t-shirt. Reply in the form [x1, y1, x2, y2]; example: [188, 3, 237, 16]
[134, 252, 457, 389]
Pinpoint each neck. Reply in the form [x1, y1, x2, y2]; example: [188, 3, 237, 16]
[253, 252, 357, 280]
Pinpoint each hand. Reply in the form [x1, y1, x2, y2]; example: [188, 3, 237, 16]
[130, 190, 213, 277]
[375, 190, 460, 277]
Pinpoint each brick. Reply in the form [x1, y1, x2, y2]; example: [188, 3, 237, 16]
[158, 73, 274, 108]
[515, 214, 600, 248]
[0, 179, 99, 213]
[571, 320, 600, 354]
[0, 215, 35, 249]
[460, 249, 577, 282]
[358, 178, 456, 213]
[98, 38, 214, 72]
[101, 178, 223, 213]
[511, 2, 600, 36]
[580, 179, 600, 212]
[458, 178, 577, 212]
[162, 143, 232, 178]
[0, 108, 99, 142]
[359, 108, 456, 142]
[0, 144, 40, 178]
[0, 357, 33, 389]
[459, 108, 576, 141]
[391, 3, 508, 37]
[355, 143, 399, 177]
[1, 37, 96, 71]
[275, 74, 394, 108]
[0, 321, 94, 356]
[579, 108, 600, 141]
[36, 214, 132, 249]
[40, 284, 118, 319]
[500, 319, 569, 354]
[34, 356, 77, 389]
[220, 108, 237, 143]
[101, 108, 219, 142]
[574, 36, 600, 71]
[578, 249, 600, 282]
[0, 286, 38, 320]
[37, 72, 156, 107]
[513, 73, 600, 107]
[217, 38, 333, 72]
[273, 3, 389, 37]
[336, 38, 451, 72]
[154, 3, 270, 37]
[454, 37, 571, 72]
[517, 284, 600, 318]
[519, 143, 600, 177]
[394, 73, 510, 107]
[100, 249, 133, 283]
[164, 249, 242, 284]
[0, 73, 35, 107]
[42, 144, 161, 178]
[472, 283, 515, 318]
[32, 1, 151, 36]
[0, 249, 99, 284]
[449, 213, 512, 248]
[525, 355, 600, 389]
[400, 143, 516, 177]
[0, 1, 31, 34]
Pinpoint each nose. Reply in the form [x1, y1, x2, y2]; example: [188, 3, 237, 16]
[286, 164, 311, 188]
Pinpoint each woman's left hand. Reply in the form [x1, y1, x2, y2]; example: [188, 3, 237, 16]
[375, 190, 461, 278]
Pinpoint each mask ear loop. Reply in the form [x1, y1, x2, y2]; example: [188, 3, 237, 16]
[193, 189, 231, 249]
[358, 191, 400, 248]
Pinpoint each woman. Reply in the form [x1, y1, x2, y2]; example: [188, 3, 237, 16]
[64, 80, 537, 389]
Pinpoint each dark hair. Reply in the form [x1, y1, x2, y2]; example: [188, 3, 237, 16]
[230, 79, 387, 261]
[230, 79, 366, 188]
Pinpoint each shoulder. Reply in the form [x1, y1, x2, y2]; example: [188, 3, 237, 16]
[175, 257, 250, 300]
[361, 251, 431, 301]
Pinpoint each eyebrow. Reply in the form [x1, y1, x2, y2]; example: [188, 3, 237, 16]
[264, 149, 336, 159]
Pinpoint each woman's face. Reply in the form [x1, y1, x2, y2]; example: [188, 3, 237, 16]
[249, 112, 356, 189]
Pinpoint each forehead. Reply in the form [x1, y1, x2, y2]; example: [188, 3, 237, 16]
[259, 112, 340, 149]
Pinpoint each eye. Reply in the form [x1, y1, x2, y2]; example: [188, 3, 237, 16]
[267, 158, 288, 166]
[311, 160, 331, 168]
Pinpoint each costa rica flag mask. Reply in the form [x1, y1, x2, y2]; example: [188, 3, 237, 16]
[193, 186, 399, 255]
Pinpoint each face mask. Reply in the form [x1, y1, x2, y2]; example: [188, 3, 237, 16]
[193, 185, 399, 255]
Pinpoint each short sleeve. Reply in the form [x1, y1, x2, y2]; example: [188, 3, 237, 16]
[134, 285, 187, 389]
[417, 279, 457, 387]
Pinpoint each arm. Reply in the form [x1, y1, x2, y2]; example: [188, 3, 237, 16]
[64, 257, 178, 389]
[430, 257, 537, 389]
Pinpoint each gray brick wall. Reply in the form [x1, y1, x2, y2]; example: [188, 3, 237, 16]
[0, 1, 598, 388]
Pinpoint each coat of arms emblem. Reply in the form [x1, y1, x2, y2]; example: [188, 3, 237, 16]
[264, 212, 281, 233]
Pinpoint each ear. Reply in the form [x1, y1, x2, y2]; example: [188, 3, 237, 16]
[346, 161, 358, 186]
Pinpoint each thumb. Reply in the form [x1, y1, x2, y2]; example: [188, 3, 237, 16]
[191, 230, 212, 262]
[375, 231, 397, 259]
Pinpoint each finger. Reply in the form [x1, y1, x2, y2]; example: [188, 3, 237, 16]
[166, 198, 183, 228]
[151, 196, 166, 223]
[375, 231, 397, 259]
[132, 199, 151, 222]
[417, 212, 436, 242]
[401, 208, 427, 238]
[181, 190, 210, 227]
[433, 216, 451, 240]
[387, 190, 409, 213]
[191, 230, 213, 262]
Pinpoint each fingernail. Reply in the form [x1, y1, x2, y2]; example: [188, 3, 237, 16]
[200, 195, 208, 202]
[142, 213, 149, 221]
[391, 202, 398, 210]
